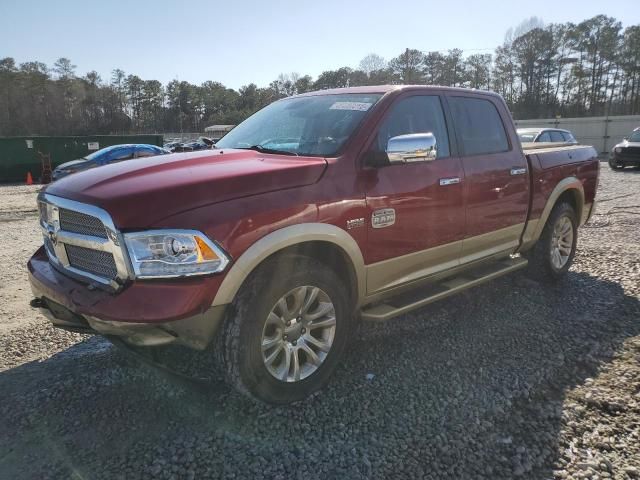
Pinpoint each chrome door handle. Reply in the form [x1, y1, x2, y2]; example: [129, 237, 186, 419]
[439, 177, 460, 186]
[510, 167, 527, 176]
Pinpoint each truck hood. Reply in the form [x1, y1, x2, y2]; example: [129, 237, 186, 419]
[45, 149, 327, 228]
[614, 141, 640, 149]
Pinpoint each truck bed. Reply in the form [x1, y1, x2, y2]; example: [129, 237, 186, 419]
[523, 144, 598, 170]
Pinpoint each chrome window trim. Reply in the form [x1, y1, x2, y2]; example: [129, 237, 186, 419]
[38, 192, 131, 290]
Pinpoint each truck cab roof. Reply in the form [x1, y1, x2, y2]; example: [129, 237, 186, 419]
[293, 85, 504, 99]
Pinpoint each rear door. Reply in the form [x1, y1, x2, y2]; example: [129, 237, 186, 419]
[364, 94, 466, 293]
[447, 95, 529, 263]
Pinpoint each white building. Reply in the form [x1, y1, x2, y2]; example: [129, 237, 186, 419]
[204, 125, 235, 140]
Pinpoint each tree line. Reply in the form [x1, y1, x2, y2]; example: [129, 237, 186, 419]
[1, 14, 638, 137]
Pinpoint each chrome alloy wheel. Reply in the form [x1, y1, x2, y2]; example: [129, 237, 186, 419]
[550, 215, 574, 269]
[261, 286, 336, 382]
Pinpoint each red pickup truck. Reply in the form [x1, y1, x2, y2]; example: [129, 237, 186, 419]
[28, 85, 599, 404]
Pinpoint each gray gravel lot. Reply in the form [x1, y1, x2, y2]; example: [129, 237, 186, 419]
[1, 166, 639, 479]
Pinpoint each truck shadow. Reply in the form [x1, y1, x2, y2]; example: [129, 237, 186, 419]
[0, 269, 638, 479]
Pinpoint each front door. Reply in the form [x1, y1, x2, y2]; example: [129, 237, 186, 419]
[447, 94, 529, 263]
[364, 94, 466, 294]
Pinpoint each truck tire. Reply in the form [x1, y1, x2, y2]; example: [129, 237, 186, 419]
[524, 202, 578, 281]
[217, 254, 353, 404]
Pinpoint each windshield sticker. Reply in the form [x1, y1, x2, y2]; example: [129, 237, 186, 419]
[329, 101, 373, 111]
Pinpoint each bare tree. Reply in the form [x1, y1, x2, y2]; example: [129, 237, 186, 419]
[359, 54, 386, 75]
[505, 16, 545, 45]
[2, 13, 640, 137]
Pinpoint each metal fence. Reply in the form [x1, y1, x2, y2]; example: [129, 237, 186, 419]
[0, 135, 163, 183]
[514, 115, 640, 154]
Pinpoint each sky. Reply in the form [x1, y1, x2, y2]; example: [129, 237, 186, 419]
[1, 0, 638, 90]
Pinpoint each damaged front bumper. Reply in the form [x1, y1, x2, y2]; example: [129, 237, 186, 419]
[28, 246, 226, 350]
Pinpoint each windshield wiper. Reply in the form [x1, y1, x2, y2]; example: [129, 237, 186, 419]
[237, 145, 298, 156]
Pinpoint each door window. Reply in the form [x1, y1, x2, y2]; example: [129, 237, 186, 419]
[376, 95, 450, 158]
[549, 131, 565, 142]
[448, 97, 509, 155]
[536, 132, 551, 142]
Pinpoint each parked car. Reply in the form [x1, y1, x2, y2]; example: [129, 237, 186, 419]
[51, 144, 170, 180]
[162, 141, 183, 151]
[609, 127, 640, 170]
[165, 137, 215, 153]
[29, 86, 599, 404]
[517, 127, 578, 145]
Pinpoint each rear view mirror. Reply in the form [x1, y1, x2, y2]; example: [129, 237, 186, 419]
[386, 133, 437, 164]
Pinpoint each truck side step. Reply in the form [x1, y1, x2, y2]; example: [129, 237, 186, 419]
[360, 256, 528, 322]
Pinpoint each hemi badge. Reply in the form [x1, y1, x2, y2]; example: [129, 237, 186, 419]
[372, 208, 396, 229]
[346, 218, 365, 230]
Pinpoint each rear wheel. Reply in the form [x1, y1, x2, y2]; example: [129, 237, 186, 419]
[524, 202, 578, 281]
[218, 254, 353, 404]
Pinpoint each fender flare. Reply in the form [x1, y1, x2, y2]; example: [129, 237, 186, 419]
[211, 223, 366, 307]
[520, 177, 585, 251]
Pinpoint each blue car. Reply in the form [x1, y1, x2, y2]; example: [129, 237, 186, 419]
[52, 144, 170, 181]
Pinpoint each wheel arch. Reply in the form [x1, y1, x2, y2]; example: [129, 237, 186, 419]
[520, 177, 585, 251]
[211, 223, 366, 308]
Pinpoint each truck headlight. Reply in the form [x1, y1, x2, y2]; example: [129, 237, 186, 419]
[124, 230, 230, 278]
[614, 147, 622, 153]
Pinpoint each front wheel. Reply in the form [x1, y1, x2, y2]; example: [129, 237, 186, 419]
[524, 202, 578, 281]
[217, 254, 353, 404]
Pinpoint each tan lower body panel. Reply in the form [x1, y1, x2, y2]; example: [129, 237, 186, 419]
[459, 223, 525, 264]
[366, 241, 462, 294]
[366, 223, 525, 296]
[582, 202, 593, 225]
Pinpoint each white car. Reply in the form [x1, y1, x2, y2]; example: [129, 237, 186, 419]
[517, 128, 578, 145]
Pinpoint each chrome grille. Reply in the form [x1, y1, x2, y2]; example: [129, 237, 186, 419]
[65, 244, 118, 280]
[44, 236, 57, 259]
[59, 208, 107, 238]
[38, 201, 48, 223]
[625, 146, 640, 155]
[38, 193, 129, 289]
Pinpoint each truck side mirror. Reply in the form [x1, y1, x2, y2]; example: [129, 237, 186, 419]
[386, 133, 437, 164]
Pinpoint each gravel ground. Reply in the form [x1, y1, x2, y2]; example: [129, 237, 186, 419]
[0, 166, 639, 479]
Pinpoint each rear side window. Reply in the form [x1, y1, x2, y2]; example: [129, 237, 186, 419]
[376, 95, 450, 158]
[561, 132, 576, 142]
[449, 97, 509, 155]
[550, 131, 565, 142]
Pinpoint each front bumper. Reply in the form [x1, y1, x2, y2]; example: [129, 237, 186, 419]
[28, 246, 227, 350]
[611, 154, 640, 167]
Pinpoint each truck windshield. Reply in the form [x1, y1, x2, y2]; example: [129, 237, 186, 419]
[629, 130, 640, 142]
[215, 93, 382, 156]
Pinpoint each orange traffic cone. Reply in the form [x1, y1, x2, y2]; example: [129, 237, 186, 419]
[26, 171, 33, 185]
